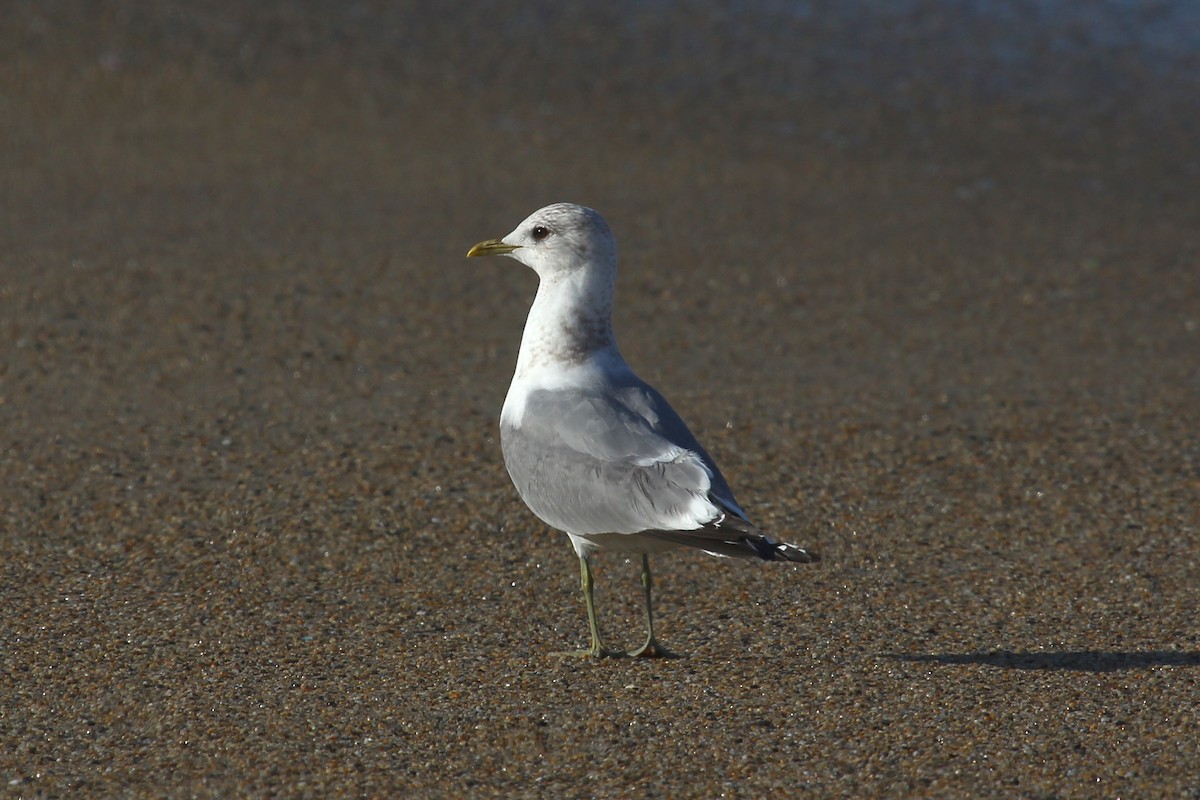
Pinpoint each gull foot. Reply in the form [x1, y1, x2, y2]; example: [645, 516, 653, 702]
[552, 646, 624, 659]
[627, 639, 679, 659]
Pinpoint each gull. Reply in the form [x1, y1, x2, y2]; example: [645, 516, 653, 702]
[467, 203, 818, 658]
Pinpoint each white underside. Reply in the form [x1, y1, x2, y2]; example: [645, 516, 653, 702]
[566, 531, 727, 559]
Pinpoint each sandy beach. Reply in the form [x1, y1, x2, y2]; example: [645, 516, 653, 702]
[2, 2, 1198, 796]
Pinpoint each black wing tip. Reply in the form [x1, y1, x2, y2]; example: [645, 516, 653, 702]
[772, 541, 820, 564]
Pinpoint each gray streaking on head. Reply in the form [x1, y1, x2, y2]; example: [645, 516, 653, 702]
[467, 203, 818, 658]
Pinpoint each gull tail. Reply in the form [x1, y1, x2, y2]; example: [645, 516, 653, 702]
[713, 510, 820, 563]
[643, 511, 821, 562]
[766, 539, 820, 563]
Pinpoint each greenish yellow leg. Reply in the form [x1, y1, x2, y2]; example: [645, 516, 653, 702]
[555, 555, 620, 658]
[628, 554, 676, 658]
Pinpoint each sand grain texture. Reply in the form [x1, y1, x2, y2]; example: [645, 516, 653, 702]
[2, 2, 1198, 797]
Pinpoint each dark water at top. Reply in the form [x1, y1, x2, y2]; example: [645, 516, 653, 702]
[9, 0, 1199, 111]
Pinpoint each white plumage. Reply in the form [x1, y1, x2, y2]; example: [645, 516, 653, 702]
[468, 203, 818, 657]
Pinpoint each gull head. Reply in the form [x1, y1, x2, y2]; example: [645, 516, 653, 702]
[467, 203, 617, 281]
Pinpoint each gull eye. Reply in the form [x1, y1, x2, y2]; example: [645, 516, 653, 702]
[531, 225, 551, 241]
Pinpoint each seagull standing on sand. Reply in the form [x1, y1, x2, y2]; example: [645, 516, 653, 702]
[467, 203, 818, 658]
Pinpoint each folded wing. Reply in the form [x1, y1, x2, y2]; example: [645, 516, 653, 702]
[501, 375, 801, 560]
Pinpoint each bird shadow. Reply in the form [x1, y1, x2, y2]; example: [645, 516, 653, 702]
[883, 650, 1200, 672]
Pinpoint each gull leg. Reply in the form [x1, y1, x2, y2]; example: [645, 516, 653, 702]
[555, 555, 620, 658]
[628, 554, 676, 658]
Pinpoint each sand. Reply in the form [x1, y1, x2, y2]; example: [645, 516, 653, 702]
[2, 2, 1198, 797]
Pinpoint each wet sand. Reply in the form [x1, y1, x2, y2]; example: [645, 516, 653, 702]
[3, 3, 1199, 797]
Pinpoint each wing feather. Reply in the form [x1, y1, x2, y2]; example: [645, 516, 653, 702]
[501, 378, 738, 537]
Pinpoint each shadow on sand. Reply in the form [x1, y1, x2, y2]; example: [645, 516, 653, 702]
[884, 650, 1200, 672]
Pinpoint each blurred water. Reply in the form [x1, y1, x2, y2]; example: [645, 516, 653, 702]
[8, 0, 1199, 109]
